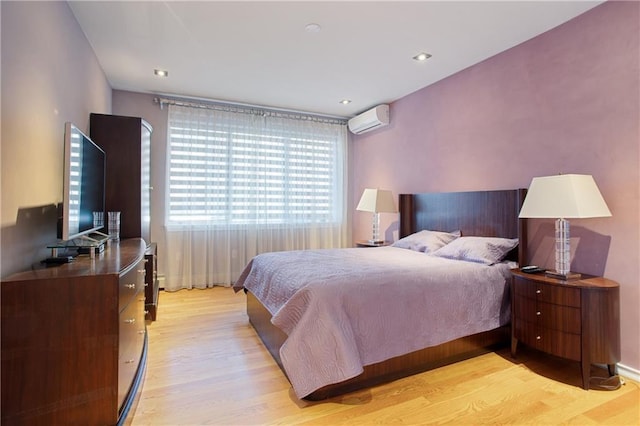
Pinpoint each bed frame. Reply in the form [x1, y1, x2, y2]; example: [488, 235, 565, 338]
[246, 189, 527, 400]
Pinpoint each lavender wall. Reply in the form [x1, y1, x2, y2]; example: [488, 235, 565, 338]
[352, 2, 639, 372]
[0, 1, 112, 277]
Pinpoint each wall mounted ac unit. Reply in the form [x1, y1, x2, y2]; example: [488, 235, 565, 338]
[348, 104, 390, 135]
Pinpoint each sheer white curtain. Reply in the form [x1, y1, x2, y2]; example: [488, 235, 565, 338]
[163, 104, 349, 291]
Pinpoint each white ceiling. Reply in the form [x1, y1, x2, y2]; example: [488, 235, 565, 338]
[69, 1, 603, 118]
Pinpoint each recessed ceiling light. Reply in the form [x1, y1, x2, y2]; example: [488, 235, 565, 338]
[305, 23, 322, 33]
[413, 52, 432, 62]
[154, 69, 169, 77]
[339, 99, 352, 105]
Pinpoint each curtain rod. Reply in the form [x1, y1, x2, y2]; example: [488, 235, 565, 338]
[153, 95, 348, 125]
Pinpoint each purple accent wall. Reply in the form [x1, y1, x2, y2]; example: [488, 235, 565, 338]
[352, 1, 639, 372]
[0, 1, 112, 277]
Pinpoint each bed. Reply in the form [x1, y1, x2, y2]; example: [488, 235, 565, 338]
[234, 189, 527, 400]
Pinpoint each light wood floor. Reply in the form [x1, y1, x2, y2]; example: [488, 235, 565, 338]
[132, 287, 639, 425]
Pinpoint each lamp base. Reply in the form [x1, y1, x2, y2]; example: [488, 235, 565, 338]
[545, 270, 581, 280]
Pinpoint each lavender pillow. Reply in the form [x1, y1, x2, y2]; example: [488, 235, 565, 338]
[430, 236, 518, 265]
[392, 229, 461, 253]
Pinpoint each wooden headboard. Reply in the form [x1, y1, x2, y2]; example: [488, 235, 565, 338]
[398, 189, 527, 265]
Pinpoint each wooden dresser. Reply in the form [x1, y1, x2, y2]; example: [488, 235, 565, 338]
[511, 269, 620, 389]
[1, 239, 148, 425]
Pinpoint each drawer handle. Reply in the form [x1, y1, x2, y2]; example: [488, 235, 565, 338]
[536, 335, 541, 340]
[125, 284, 136, 289]
[145, 283, 149, 287]
[144, 310, 149, 314]
[536, 289, 541, 294]
[139, 297, 146, 302]
[124, 318, 136, 324]
[138, 269, 146, 274]
[124, 359, 136, 364]
[138, 330, 146, 335]
[536, 311, 541, 316]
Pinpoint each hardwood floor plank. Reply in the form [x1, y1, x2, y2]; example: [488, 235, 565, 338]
[132, 287, 639, 425]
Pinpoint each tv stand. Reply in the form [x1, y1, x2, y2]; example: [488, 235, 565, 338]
[48, 232, 110, 258]
[84, 229, 110, 241]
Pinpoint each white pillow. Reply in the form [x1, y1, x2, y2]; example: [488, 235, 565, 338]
[430, 236, 518, 265]
[392, 229, 461, 253]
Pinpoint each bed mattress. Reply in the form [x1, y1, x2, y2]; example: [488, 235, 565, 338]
[234, 246, 513, 398]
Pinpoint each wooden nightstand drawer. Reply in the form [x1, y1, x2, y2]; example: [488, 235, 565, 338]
[513, 276, 581, 307]
[514, 319, 581, 361]
[513, 296, 581, 334]
[536, 301, 581, 333]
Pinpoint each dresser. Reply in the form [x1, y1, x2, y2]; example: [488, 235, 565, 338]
[1, 239, 148, 424]
[511, 269, 620, 389]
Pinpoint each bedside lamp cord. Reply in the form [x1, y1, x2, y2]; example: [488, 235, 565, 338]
[589, 375, 625, 391]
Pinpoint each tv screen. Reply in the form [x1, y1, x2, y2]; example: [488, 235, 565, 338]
[58, 122, 106, 241]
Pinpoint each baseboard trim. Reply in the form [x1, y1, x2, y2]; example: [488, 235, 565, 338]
[617, 363, 640, 383]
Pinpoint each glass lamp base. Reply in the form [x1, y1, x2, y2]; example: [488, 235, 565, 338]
[555, 218, 571, 276]
[370, 212, 382, 244]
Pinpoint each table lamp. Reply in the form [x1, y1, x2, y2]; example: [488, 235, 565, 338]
[356, 188, 397, 244]
[519, 174, 612, 279]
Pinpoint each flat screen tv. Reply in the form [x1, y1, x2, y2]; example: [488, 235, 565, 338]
[58, 122, 106, 241]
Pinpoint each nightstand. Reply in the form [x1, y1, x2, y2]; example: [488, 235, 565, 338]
[355, 240, 390, 247]
[511, 269, 620, 390]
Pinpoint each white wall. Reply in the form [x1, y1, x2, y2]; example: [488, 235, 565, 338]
[1, 1, 112, 277]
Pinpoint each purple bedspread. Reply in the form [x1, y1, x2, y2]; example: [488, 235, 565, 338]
[233, 246, 513, 398]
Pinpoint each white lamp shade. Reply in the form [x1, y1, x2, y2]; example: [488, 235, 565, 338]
[356, 188, 397, 213]
[519, 174, 612, 219]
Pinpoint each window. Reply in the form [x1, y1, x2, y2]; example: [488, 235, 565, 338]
[166, 104, 347, 228]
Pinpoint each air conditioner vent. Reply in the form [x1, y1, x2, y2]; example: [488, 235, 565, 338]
[348, 105, 389, 135]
